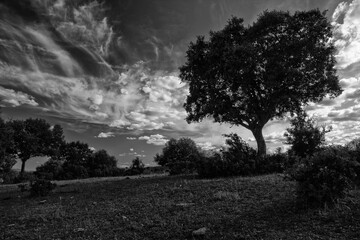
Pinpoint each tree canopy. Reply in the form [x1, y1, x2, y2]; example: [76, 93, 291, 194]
[285, 111, 331, 157]
[154, 137, 201, 175]
[9, 118, 65, 174]
[180, 10, 342, 156]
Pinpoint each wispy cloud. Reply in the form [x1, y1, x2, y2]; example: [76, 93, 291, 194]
[0, 86, 38, 107]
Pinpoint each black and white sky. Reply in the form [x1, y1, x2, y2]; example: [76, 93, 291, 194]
[0, 0, 359, 170]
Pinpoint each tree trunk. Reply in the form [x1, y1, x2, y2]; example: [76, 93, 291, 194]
[251, 127, 266, 157]
[20, 160, 26, 175]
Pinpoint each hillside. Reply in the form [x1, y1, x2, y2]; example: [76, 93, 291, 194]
[1, 174, 360, 239]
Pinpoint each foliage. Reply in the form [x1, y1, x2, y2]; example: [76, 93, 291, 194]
[13, 171, 36, 184]
[35, 146, 120, 180]
[345, 138, 360, 185]
[257, 151, 289, 174]
[125, 157, 145, 175]
[285, 111, 331, 158]
[288, 146, 358, 208]
[154, 138, 201, 175]
[1, 170, 18, 184]
[196, 134, 258, 178]
[35, 159, 63, 180]
[222, 133, 257, 174]
[196, 153, 234, 178]
[180, 10, 341, 156]
[59, 141, 93, 179]
[30, 179, 57, 197]
[8, 118, 65, 174]
[61, 163, 89, 180]
[87, 149, 118, 177]
[0, 117, 16, 174]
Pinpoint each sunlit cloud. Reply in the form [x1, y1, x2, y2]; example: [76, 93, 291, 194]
[0, 86, 38, 107]
[139, 134, 169, 146]
[96, 132, 115, 138]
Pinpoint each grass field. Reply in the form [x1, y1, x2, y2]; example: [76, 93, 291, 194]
[1, 174, 360, 240]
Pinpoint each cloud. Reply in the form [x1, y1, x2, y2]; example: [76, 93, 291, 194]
[264, 131, 287, 144]
[130, 148, 134, 151]
[126, 137, 137, 140]
[196, 142, 218, 151]
[96, 132, 115, 138]
[332, 0, 360, 69]
[0, 86, 38, 107]
[139, 134, 168, 145]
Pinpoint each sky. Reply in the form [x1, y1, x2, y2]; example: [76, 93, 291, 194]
[0, 0, 359, 170]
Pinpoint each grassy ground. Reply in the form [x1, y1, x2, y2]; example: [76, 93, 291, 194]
[1, 174, 360, 240]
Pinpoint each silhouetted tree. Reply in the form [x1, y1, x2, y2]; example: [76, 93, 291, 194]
[284, 111, 331, 157]
[87, 149, 117, 177]
[180, 10, 341, 157]
[154, 138, 201, 175]
[129, 157, 145, 175]
[9, 118, 64, 175]
[60, 141, 93, 179]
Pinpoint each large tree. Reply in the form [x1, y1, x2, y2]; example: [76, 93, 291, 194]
[180, 10, 342, 156]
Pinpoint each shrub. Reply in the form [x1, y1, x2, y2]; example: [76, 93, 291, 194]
[196, 153, 230, 178]
[35, 159, 63, 180]
[1, 170, 18, 184]
[154, 138, 201, 175]
[14, 171, 36, 183]
[222, 133, 257, 175]
[125, 157, 145, 176]
[60, 163, 89, 180]
[86, 149, 117, 177]
[345, 138, 360, 185]
[257, 152, 288, 174]
[288, 146, 358, 208]
[285, 111, 331, 158]
[30, 179, 56, 197]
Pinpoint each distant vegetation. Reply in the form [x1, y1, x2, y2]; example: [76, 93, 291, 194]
[0, 117, 154, 189]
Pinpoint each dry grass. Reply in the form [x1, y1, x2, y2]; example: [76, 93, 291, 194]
[1, 174, 360, 239]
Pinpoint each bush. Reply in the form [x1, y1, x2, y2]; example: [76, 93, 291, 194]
[60, 163, 89, 180]
[196, 153, 232, 178]
[125, 157, 145, 176]
[14, 172, 36, 183]
[285, 111, 330, 158]
[87, 149, 118, 177]
[30, 179, 56, 197]
[35, 159, 63, 180]
[1, 170, 18, 184]
[255, 150, 297, 174]
[345, 138, 360, 185]
[154, 138, 201, 175]
[288, 146, 358, 208]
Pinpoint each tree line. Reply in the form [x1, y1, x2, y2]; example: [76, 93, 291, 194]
[0, 117, 146, 183]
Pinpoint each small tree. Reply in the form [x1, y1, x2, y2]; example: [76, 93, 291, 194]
[129, 157, 145, 175]
[154, 137, 201, 175]
[180, 10, 341, 157]
[284, 111, 330, 158]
